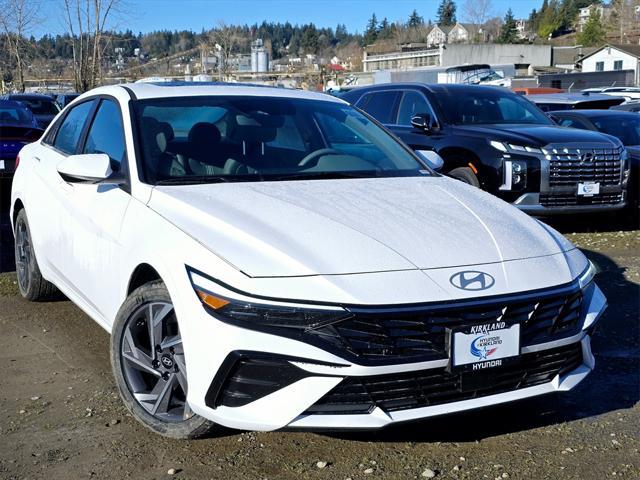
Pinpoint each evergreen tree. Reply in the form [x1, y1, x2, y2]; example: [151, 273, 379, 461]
[363, 13, 379, 45]
[437, 0, 457, 26]
[577, 9, 605, 46]
[407, 9, 424, 28]
[499, 8, 519, 43]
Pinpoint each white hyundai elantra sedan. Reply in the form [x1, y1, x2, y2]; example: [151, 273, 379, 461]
[11, 83, 606, 438]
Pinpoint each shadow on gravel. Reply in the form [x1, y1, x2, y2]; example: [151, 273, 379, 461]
[1, 180, 15, 273]
[324, 249, 639, 444]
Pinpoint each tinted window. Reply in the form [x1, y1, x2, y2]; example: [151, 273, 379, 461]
[593, 116, 640, 146]
[558, 118, 580, 128]
[0, 104, 33, 125]
[397, 91, 435, 126]
[432, 89, 553, 125]
[357, 91, 401, 124]
[15, 98, 60, 115]
[135, 96, 427, 184]
[83, 99, 126, 169]
[53, 101, 94, 154]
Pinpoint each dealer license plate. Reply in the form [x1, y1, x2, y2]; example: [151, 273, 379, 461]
[577, 182, 600, 196]
[449, 322, 520, 372]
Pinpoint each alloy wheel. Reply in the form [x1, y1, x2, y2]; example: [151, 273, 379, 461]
[15, 218, 31, 293]
[120, 302, 193, 422]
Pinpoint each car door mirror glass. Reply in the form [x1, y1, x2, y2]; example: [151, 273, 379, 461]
[57, 153, 115, 183]
[411, 113, 432, 132]
[416, 150, 444, 171]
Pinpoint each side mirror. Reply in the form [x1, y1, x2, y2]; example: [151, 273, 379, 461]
[411, 113, 433, 133]
[57, 153, 116, 183]
[416, 150, 445, 172]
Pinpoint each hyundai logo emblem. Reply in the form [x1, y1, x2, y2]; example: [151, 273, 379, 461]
[450, 271, 495, 291]
[580, 152, 595, 164]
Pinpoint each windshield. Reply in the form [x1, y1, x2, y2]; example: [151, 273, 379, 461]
[593, 115, 640, 146]
[433, 88, 553, 126]
[0, 104, 33, 126]
[15, 98, 60, 115]
[134, 96, 429, 184]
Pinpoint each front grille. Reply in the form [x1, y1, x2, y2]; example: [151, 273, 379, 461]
[307, 289, 583, 364]
[540, 192, 624, 207]
[304, 343, 583, 415]
[548, 146, 623, 187]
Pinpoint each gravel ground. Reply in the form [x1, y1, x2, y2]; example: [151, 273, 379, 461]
[0, 226, 638, 480]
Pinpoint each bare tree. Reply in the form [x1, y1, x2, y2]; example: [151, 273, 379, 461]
[461, 0, 494, 42]
[62, 0, 122, 92]
[0, 0, 41, 92]
[207, 21, 241, 80]
[610, 0, 639, 43]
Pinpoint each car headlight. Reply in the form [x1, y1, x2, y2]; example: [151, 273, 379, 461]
[499, 159, 528, 191]
[489, 140, 543, 155]
[187, 267, 351, 329]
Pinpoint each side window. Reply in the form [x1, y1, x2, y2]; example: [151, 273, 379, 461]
[558, 118, 577, 128]
[357, 91, 401, 124]
[397, 91, 435, 126]
[83, 99, 126, 170]
[53, 101, 94, 154]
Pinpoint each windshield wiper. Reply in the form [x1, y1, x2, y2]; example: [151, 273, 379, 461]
[155, 175, 231, 185]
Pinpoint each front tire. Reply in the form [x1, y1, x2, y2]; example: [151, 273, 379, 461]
[448, 166, 480, 187]
[110, 281, 214, 439]
[14, 209, 59, 301]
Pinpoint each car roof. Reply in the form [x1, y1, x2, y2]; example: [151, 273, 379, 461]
[527, 92, 621, 104]
[6, 93, 55, 100]
[85, 82, 346, 104]
[343, 83, 509, 96]
[0, 99, 32, 109]
[550, 109, 639, 118]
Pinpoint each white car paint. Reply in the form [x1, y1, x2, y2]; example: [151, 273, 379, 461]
[11, 83, 607, 432]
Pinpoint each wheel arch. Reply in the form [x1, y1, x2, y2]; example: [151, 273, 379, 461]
[127, 263, 163, 295]
[12, 198, 25, 230]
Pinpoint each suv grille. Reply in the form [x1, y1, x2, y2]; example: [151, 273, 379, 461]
[307, 289, 583, 364]
[304, 343, 583, 415]
[540, 192, 624, 207]
[548, 146, 623, 187]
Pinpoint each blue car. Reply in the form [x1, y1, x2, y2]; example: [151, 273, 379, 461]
[0, 100, 43, 180]
[0, 93, 60, 128]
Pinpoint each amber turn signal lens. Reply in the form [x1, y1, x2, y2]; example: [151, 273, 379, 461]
[196, 290, 230, 310]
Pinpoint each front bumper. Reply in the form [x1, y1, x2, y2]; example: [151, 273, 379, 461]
[500, 143, 628, 215]
[180, 276, 607, 431]
[513, 192, 626, 215]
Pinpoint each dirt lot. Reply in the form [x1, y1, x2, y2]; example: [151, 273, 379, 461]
[0, 220, 638, 480]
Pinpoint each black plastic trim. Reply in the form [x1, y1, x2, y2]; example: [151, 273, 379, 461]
[205, 351, 345, 409]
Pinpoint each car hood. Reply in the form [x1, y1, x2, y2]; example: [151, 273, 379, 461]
[149, 176, 575, 278]
[451, 124, 619, 147]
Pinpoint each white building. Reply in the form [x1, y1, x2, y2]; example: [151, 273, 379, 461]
[579, 44, 640, 85]
[578, 4, 611, 32]
[426, 23, 471, 46]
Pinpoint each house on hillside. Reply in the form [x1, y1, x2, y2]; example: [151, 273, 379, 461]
[427, 25, 452, 45]
[578, 4, 612, 32]
[427, 23, 472, 46]
[578, 44, 640, 85]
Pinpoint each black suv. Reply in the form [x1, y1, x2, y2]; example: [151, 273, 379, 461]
[342, 84, 629, 215]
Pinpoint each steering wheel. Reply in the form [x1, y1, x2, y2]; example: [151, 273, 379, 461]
[298, 148, 342, 167]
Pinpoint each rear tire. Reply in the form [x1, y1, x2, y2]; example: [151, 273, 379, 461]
[14, 209, 59, 301]
[111, 281, 215, 439]
[448, 166, 480, 187]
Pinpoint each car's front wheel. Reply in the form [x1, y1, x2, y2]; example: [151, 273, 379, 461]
[111, 281, 215, 439]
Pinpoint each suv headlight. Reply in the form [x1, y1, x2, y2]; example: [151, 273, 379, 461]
[489, 140, 543, 155]
[187, 267, 350, 329]
[499, 159, 528, 191]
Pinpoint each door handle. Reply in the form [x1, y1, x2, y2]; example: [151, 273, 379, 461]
[33, 156, 41, 162]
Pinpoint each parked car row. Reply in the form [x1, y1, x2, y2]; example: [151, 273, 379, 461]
[10, 82, 607, 437]
[342, 84, 632, 217]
